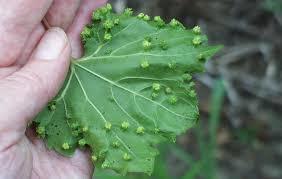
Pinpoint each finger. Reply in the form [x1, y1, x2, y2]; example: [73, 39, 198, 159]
[31, 141, 93, 178]
[15, 0, 98, 66]
[0, 28, 71, 151]
[16, 24, 46, 66]
[0, 0, 53, 66]
[45, 0, 82, 30]
[67, 0, 107, 58]
[17, 0, 106, 66]
[26, 127, 93, 178]
[0, 66, 20, 79]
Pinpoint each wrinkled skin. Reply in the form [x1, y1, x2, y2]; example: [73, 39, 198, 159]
[0, 0, 107, 178]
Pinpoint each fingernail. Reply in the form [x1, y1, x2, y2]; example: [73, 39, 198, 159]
[34, 27, 68, 60]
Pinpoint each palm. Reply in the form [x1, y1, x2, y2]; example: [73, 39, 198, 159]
[5, 134, 92, 178]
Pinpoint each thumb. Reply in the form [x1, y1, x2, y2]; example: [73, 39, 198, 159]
[0, 28, 71, 148]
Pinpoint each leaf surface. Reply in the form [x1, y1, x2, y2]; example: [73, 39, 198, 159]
[35, 5, 221, 175]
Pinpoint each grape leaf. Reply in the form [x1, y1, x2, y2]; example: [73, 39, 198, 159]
[35, 4, 222, 175]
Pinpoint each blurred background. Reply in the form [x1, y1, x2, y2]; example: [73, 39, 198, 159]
[94, 0, 282, 178]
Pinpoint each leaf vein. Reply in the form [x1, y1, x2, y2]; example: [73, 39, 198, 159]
[110, 86, 140, 126]
[74, 70, 136, 157]
[74, 63, 186, 118]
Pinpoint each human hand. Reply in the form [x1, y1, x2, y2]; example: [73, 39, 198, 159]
[0, 0, 106, 178]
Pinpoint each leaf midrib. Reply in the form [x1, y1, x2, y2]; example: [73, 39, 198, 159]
[73, 62, 187, 118]
[78, 47, 216, 62]
[73, 69, 137, 157]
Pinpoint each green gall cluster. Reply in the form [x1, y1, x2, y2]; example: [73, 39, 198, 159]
[160, 40, 168, 50]
[90, 4, 123, 43]
[62, 142, 70, 150]
[49, 105, 56, 111]
[143, 15, 150, 21]
[169, 95, 178, 104]
[186, 82, 195, 91]
[81, 27, 91, 37]
[123, 153, 131, 161]
[105, 122, 112, 130]
[104, 33, 112, 41]
[92, 11, 102, 21]
[106, 3, 112, 11]
[48, 101, 56, 111]
[36, 126, 45, 138]
[136, 126, 145, 134]
[81, 26, 92, 43]
[112, 141, 120, 148]
[189, 90, 196, 97]
[140, 60, 150, 68]
[151, 92, 159, 99]
[165, 87, 172, 94]
[92, 3, 112, 21]
[121, 121, 130, 130]
[171, 137, 176, 143]
[102, 162, 109, 169]
[91, 155, 98, 162]
[114, 18, 120, 25]
[154, 128, 160, 134]
[124, 8, 133, 16]
[197, 53, 206, 62]
[36, 126, 45, 135]
[168, 61, 176, 69]
[188, 82, 195, 88]
[182, 73, 192, 82]
[72, 128, 81, 137]
[142, 40, 152, 50]
[138, 13, 145, 19]
[78, 139, 86, 146]
[154, 16, 165, 27]
[192, 26, 201, 34]
[152, 83, 161, 91]
[70, 122, 79, 129]
[101, 3, 112, 14]
[82, 126, 88, 132]
[72, 131, 79, 137]
[169, 18, 180, 27]
[100, 7, 108, 14]
[154, 16, 163, 22]
[192, 36, 202, 46]
[103, 19, 114, 29]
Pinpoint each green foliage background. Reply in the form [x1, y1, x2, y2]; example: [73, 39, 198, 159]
[265, 0, 282, 13]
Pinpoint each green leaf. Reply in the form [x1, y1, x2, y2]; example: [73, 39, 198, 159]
[35, 4, 222, 175]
